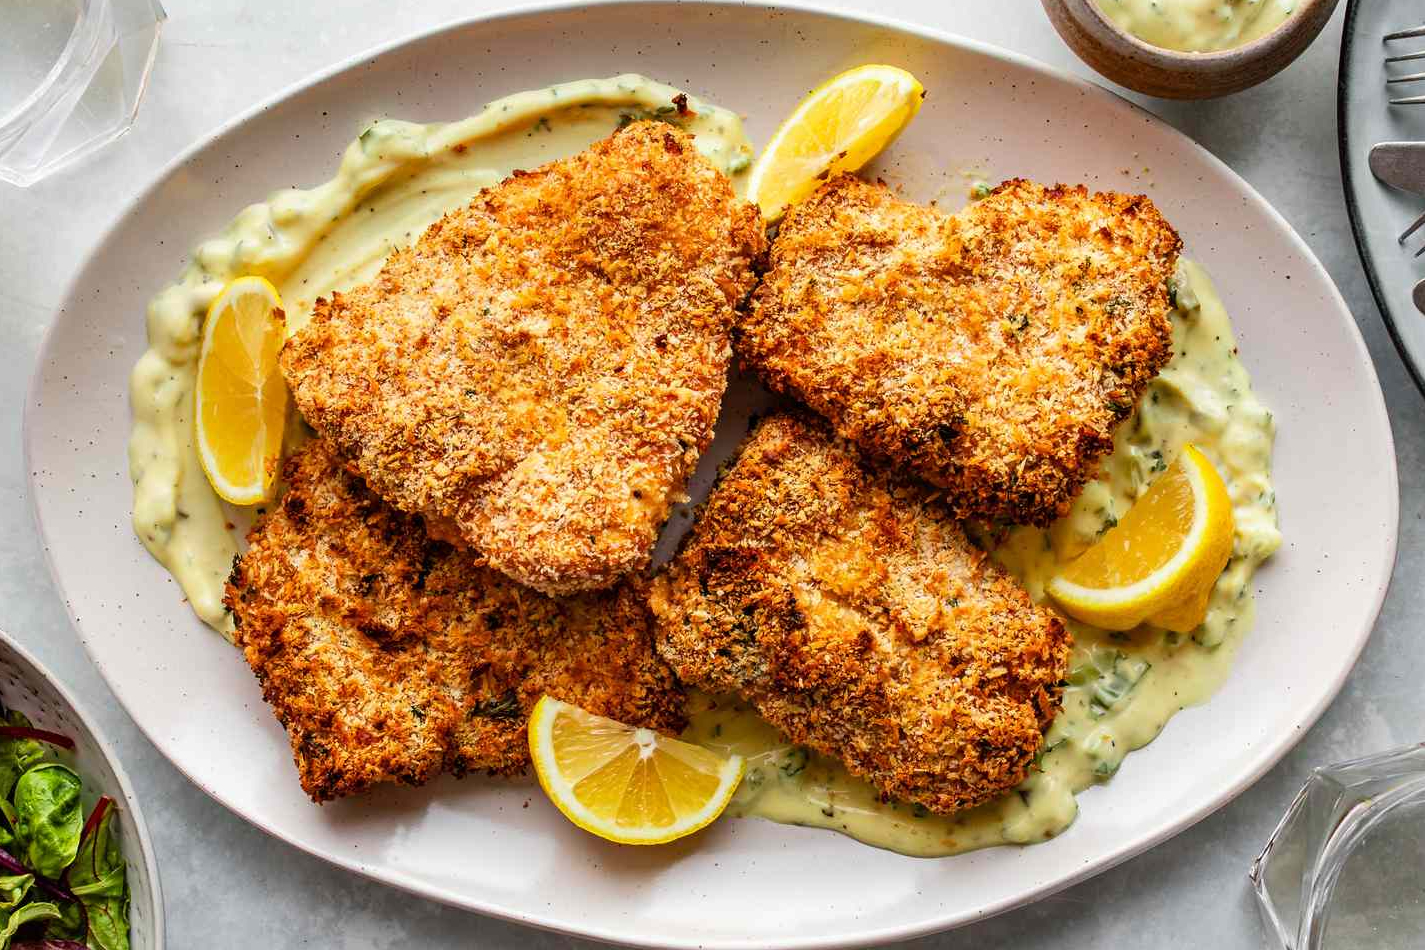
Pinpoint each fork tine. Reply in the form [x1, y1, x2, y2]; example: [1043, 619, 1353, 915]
[1386, 50, 1425, 63]
[1390, 93, 1425, 104]
[1386, 25, 1425, 41]
[1400, 207, 1425, 244]
[1388, 71, 1425, 84]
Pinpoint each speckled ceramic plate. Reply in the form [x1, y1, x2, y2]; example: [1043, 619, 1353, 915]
[0, 630, 164, 949]
[26, 2, 1396, 947]
[1341, 0, 1425, 394]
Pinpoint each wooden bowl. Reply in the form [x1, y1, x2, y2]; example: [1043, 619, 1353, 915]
[1041, 0, 1341, 99]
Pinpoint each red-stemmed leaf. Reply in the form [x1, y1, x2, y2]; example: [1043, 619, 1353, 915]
[0, 728, 74, 751]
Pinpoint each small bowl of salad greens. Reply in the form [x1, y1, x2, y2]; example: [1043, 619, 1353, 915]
[0, 633, 161, 949]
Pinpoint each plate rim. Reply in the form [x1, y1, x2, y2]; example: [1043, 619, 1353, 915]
[1338, 0, 1425, 396]
[24, 1, 1401, 946]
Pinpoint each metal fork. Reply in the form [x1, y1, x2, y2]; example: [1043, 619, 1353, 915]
[1396, 211, 1425, 256]
[1384, 26, 1425, 252]
[1386, 24, 1425, 105]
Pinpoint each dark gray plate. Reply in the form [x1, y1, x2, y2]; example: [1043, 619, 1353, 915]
[1341, 0, 1425, 394]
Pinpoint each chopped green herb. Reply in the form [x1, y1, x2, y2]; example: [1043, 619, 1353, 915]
[779, 747, 810, 778]
[1033, 738, 1067, 768]
[616, 104, 687, 130]
[469, 692, 522, 720]
[1069, 648, 1150, 719]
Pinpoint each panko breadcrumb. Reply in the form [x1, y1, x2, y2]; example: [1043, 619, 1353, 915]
[281, 121, 765, 594]
[650, 413, 1071, 815]
[225, 440, 685, 803]
[740, 175, 1180, 526]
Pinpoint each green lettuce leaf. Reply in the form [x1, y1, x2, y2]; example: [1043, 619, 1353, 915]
[0, 901, 61, 948]
[63, 804, 128, 950]
[0, 717, 46, 802]
[11, 767, 81, 880]
[0, 877, 31, 914]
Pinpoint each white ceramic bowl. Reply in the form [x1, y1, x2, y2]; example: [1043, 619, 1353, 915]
[0, 630, 163, 948]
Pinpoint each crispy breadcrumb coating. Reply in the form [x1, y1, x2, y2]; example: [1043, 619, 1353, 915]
[741, 175, 1180, 526]
[282, 121, 765, 594]
[650, 413, 1071, 815]
[225, 440, 685, 803]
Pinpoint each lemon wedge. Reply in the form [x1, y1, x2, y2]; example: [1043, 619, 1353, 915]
[528, 696, 744, 845]
[1047, 444, 1235, 633]
[194, 276, 288, 505]
[747, 64, 925, 221]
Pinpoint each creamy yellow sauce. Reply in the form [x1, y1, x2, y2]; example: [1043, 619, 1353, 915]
[1093, 0, 1295, 52]
[683, 260, 1281, 856]
[127, 76, 753, 636]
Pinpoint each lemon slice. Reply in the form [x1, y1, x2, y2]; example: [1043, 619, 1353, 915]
[194, 276, 288, 505]
[528, 696, 744, 845]
[1047, 444, 1235, 633]
[747, 64, 925, 221]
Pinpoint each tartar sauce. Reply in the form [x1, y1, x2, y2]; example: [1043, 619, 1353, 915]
[127, 76, 753, 637]
[1093, 0, 1295, 53]
[683, 260, 1281, 856]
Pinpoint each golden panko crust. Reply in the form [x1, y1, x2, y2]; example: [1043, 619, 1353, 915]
[282, 121, 766, 594]
[741, 175, 1180, 526]
[225, 440, 685, 803]
[649, 413, 1072, 815]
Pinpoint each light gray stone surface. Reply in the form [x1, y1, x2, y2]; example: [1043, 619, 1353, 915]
[0, 2, 1415, 947]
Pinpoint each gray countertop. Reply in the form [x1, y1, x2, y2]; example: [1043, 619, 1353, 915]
[1, 1, 1418, 947]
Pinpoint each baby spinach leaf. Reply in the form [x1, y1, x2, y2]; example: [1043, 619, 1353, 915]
[0, 901, 61, 948]
[0, 877, 31, 913]
[0, 717, 47, 802]
[0, 800, 20, 851]
[64, 802, 127, 950]
[12, 767, 81, 880]
[44, 902, 82, 945]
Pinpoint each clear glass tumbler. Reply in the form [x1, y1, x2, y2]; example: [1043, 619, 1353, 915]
[0, 0, 165, 187]
[1252, 743, 1425, 949]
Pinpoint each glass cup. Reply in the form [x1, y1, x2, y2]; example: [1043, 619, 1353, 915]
[0, 0, 165, 187]
[1252, 743, 1425, 949]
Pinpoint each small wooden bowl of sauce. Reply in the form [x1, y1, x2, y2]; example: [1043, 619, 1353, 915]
[1042, 0, 1340, 99]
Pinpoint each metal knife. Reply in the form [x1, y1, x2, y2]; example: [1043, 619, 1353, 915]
[1370, 141, 1425, 195]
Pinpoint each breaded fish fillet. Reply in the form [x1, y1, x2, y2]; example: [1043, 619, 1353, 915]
[741, 175, 1180, 526]
[650, 413, 1071, 815]
[282, 121, 766, 594]
[225, 440, 685, 803]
